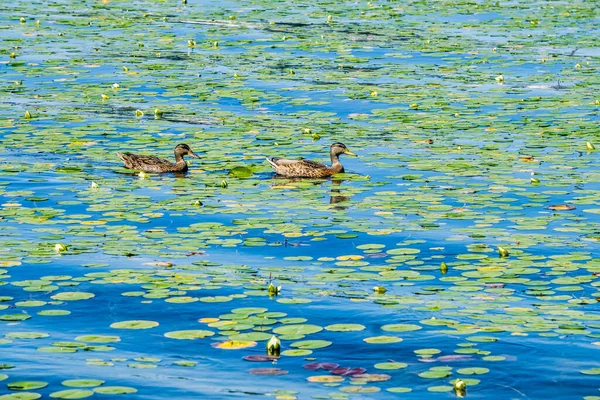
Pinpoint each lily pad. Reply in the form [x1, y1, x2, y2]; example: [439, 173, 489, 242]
[325, 324, 365, 332]
[49, 390, 94, 399]
[51, 292, 95, 301]
[62, 380, 105, 388]
[93, 386, 137, 394]
[164, 330, 215, 340]
[7, 381, 48, 391]
[109, 320, 158, 329]
[381, 324, 422, 332]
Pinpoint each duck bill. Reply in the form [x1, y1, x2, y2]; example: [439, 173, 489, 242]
[189, 151, 200, 158]
[343, 149, 358, 157]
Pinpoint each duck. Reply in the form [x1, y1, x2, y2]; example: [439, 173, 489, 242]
[117, 143, 199, 173]
[266, 142, 357, 178]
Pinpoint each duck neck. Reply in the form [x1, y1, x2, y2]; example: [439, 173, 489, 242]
[174, 150, 185, 164]
[330, 152, 344, 173]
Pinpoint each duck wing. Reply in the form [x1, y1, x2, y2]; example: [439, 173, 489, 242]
[266, 157, 330, 177]
[117, 152, 175, 172]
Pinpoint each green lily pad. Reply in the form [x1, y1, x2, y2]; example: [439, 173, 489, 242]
[281, 349, 313, 356]
[374, 362, 408, 370]
[228, 166, 253, 178]
[290, 340, 332, 350]
[0, 314, 31, 322]
[363, 336, 402, 344]
[325, 324, 365, 332]
[110, 320, 158, 329]
[51, 292, 95, 301]
[419, 370, 452, 379]
[0, 393, 42, 400]
[580, 368, 600, 375]
[93, 386, 137, 394]
[164, 330, 215, 339]
[381, 324, 422, 332]
[5, 332, 49, 340]
[75, 335, 120, 343]
[38, 310, 71, 316]
[386, 387, 412, 393]
[457, 367, 490, 375]
[273, 324, 323, 336]
[7, 381, 48, 391]
[49, 390, 94, 399]
[62, 380, 105, 388]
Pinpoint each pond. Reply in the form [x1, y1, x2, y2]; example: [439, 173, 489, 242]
[1, 0, 599, 399]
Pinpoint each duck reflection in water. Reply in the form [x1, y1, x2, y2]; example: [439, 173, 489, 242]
[270, 176, 352, 210]
[329, 179, 350, 210]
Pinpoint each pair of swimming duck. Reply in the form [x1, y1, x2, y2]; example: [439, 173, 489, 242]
[117, 142, 357, 178]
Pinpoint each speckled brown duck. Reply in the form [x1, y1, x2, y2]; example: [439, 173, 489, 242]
[266, 142, 357, 178]
[117, 143, 199, 173]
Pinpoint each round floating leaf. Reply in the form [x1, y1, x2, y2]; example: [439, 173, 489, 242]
[419, 370, 452, 379]
[38, 310, 70, 317]
[211, 340, 257, 350]
[428, 386, 453, 392]
[387, 387, 412, 393]
[231, 308, 267, 315]
[51, 292, 95, 301]
[5, 332, 49, 340]
[228, 166, 253, 178]
[374, 362, 407, 370]
[93, 386, 137, 394]
[173, 361, 197, 367]
[307, 375, 345, 383]
[340, 386, 380, 393]
[0, 314, 31, 322]
[467, 336, 498, 343]
[351, 373, 391, 382]
[281, 349, 312, 356]
[457, 367, 489, 375]
[127, 363, 156, 369]
[229, 332, 272, 342]
[363, 336, 402, 344]
[290, 340, 332, 350]
[580, 368, 600, 375]
[483, 356, 506, 362]
[15, 301, 46, 308]
[164, 330, 214, 340]
[110, 320, 158, 330]
[75, 335, 120, 343]
[415, 348, 441, 356]
[8, 381, 48, 390]
[273, 324, 322, 336]
[325, 324, 365, 332]
[62, 380, 105, 388]
[49, 390, 94, 399]
[276, 298, 312, 304]
[0, 393, 41, 400]
[381, 324, 422, 332]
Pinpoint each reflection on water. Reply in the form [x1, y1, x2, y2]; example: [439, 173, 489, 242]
[329, 179, 351, 210]
[270, 175, 352, 210]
